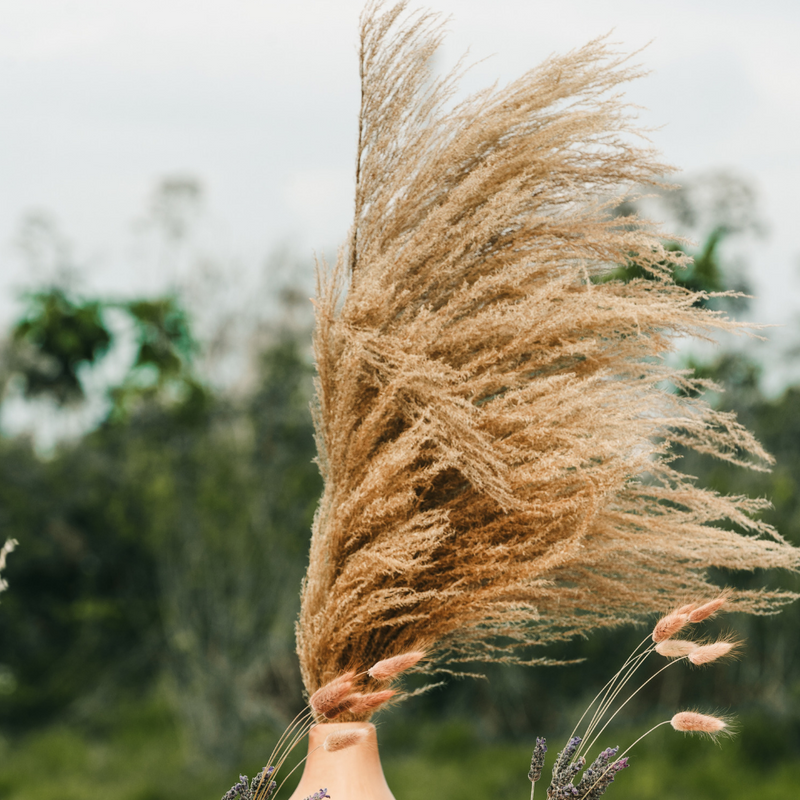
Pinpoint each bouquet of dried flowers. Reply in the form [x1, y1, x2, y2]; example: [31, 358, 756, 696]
[223, 2, 798, 797]
[296, 0, 798, 702]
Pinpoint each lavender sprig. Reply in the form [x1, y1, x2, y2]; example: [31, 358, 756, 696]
[529, 737, 548, 783]
[303, 791, 330, 800]
[574, 748, 617, 797]
[542, 738, 629, 800]
[551, 736, 581, 784]
[222, 774, 252, 800]
[222, 766, 278, 800]
[577, 757, 629, 800]
[252, 766, 277, 800]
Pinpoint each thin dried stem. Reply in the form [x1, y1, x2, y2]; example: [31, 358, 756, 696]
[618, 719, 671, 759]
[583, 658, 684, 756]
[273, 746, 323, 799]
[577, 644, 654, 758]
[266, 708, 314, 771]
[569, 633, 651, 744]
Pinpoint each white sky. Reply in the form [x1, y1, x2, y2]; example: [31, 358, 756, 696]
[1, 0, 799, 344]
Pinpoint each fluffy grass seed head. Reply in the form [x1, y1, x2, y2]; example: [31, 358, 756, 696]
[688, 639, 738, 666]
[367, 651, 425, 681]
[309, 671, 356, 716]
[655, 639, 698, 659]
[688, 597, 727, 623]
[652, 611, 691, 643]
[346, 690, 397, 716]
[671, 711, 729, 737]
[323, 728, 370, 752]
[322, 698, 359, 720]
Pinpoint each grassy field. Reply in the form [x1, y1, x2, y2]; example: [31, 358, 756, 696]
[2, 692, 798, 800]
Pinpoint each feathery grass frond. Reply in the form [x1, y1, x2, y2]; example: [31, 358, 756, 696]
[296, 1, 800, 710]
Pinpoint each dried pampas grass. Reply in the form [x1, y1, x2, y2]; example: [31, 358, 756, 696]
[295, 1, 800, 706]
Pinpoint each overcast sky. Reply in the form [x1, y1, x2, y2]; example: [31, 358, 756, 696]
[2, 0, 799, 345]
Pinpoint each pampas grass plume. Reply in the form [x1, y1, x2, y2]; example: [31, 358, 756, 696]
[323, 728, 370, 752]
[671, 711, 728, 736]
[294, 0, 800, 699]
[655, 639, 698, 659]
[368, 651, 425, 681]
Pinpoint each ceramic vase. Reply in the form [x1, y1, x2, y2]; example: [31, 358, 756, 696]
[285, 721, 395, 800]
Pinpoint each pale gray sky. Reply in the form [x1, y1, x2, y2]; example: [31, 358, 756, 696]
[1, 0, 799, 340]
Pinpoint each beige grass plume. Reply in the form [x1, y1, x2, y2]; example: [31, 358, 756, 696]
[688, 597, 727, 622]
[343, 690, 395, 717]
[652, 610, 691, 643]
[295, 1, 800, 709]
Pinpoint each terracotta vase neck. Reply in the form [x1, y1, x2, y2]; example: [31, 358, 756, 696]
[285, 722, 395, 800]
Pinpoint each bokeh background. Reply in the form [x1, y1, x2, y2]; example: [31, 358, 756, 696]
[1, 2, 799, 799]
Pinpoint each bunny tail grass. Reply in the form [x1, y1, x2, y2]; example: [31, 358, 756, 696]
[295, 1, 800, 704]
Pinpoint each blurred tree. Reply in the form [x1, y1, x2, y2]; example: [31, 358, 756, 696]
[109, 296, 208, 422]
[11, 289, 111, 404]
[0, 297, 320, 766]
[4, 286, 206, 423]
[13, 211, 77, 286]
[149, 330, 320, 765]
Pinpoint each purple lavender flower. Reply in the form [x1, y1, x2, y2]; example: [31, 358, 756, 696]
[546, 737, 585, 799]
[222, 774, 252, 800]
[529, 737, 548, 783]
[550, 736, 581, 786]
[544, 740, 630, 800]
[222, 765, 278, 800]
[252, 766, 277, 800]
[575, 745, 618, 794]
[577, 755, 630, 800]
[303, 790, 331, 800]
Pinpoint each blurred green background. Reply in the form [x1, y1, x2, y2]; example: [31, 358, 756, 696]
[0, 174, 798, 800]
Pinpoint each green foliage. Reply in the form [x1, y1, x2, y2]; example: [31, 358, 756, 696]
[0, 313, 321, 769]
[0, 706, 797, 800]
[110, 296, 206, 421]
[0, 692, 220, 800]
[12, 289, 111, 403]
[0, 431, 163, 724]
[6, 287, 206, 420]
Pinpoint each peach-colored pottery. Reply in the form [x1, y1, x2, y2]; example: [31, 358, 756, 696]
[285, 722, 395, 800]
